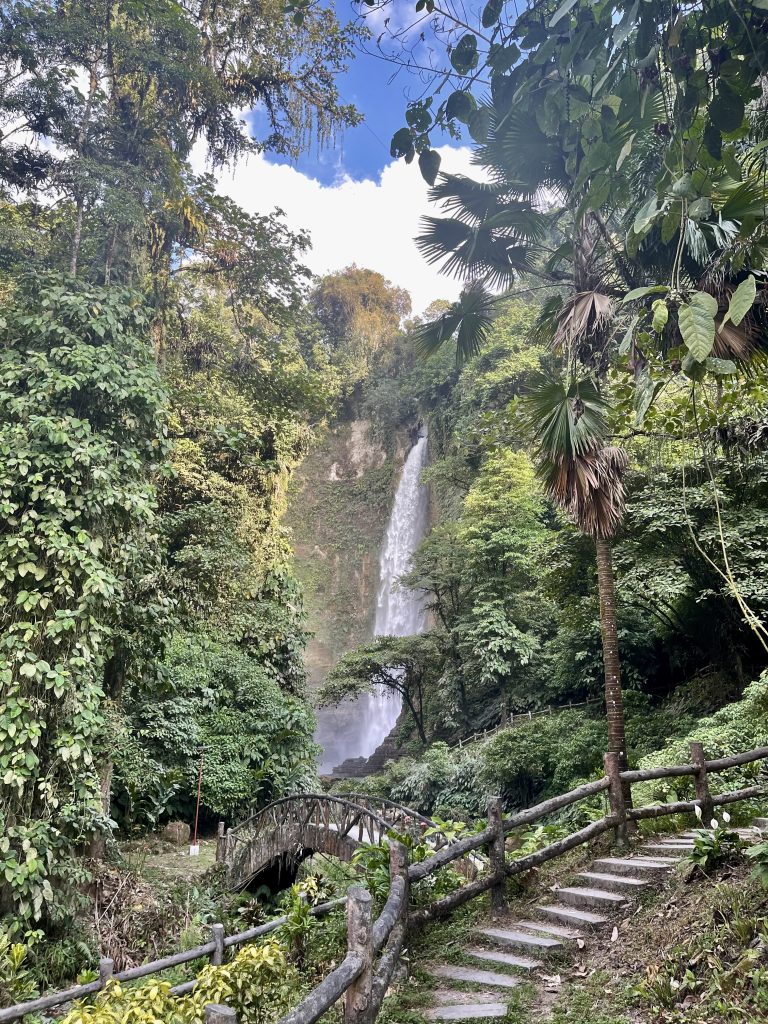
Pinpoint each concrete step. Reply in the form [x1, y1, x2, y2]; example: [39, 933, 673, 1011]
[656, 838, 695, 847]
[558, 886, 630, 911]
[576, 870, 648, 892]
[592, 856, 670, 876]
[426, 1003, 508, 1020]
[465, 948, 541, 972]
[642, 845, 689, 857]
[426, 965, 519, 989]
[477, 926, 562, 955]
[536, 903, 608, 928]
[516, 918, 582, 940]
[432, 990, 506, 1005]
[754, 817, 768, 830]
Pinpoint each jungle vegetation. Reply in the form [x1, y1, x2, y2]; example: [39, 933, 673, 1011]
[2, 0, 768, 1013]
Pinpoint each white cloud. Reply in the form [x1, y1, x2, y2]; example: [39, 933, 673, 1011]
[199, 146, 475, 315]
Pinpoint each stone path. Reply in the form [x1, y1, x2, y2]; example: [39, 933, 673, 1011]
[423, 824, 763, 1021]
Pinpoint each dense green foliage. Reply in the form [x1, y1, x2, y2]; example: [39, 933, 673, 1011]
[3, 0, 768, 1012]
[332, 290, 768, 816]
[0, 279, 169, 930]
[0, 0, 365, 956]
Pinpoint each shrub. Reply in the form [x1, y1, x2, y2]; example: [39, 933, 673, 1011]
[634, 672, 768, 807]
[59, 938, 298, 1024]
[0, 934, 38, 1009]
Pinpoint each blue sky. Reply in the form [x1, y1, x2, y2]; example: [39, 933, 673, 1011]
[200, 2, 476, 312]
[265, 0, 458, 185]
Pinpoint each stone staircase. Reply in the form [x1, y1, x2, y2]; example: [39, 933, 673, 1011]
[423, 824, 762, 1021]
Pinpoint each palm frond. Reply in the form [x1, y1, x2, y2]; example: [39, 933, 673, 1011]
[519, 374, 609, 461]
[530, 295, 564, 345]
[416, 217, 473, 267]
[428, 174, 507, 224]
[548, 446, 629, 540]
[519, 374, 627, 539]
[413, 283, 505, 363]
[553, 290, 614, 350]
[473, 108, 570, 198]
[416, 216, 542, 288]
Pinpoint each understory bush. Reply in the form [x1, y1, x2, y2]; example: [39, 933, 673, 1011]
[635, 874, 768, 1023]
[634, 672, 768, 806]
[59, 938, 298, 1024]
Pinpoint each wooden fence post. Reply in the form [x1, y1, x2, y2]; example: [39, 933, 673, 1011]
[390, 838, 410, 913]
[604, 752, 628, 847]
[345, 886, 373, 1024]
[205, 1005, 237, 1023]
[210, 923, 225, 966]
[98, 958, 114, 989]
[215, 821, 226, 862]
[487, 796, 506, 915]
[690, 741, 714, 825]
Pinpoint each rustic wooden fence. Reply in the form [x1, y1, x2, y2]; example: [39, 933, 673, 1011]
[451, 698, 603, 749]
[2, 740, 766, 1024]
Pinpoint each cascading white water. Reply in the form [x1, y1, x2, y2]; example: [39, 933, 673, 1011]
[315, 433, 430, 774]
[361, 432, 430, 751]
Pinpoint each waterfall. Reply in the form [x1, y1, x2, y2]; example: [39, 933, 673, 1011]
[316, 433, 429, 774]
[362, 432, 430, 750]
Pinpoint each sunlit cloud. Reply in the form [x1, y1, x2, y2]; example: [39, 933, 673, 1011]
[194, 145, 475, 314]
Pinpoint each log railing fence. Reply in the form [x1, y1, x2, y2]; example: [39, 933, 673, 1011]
[2, 741, 766, 1024]
[452, 697, 603, 749]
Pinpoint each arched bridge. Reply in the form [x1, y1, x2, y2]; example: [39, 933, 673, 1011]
[216, 793, 443, 891]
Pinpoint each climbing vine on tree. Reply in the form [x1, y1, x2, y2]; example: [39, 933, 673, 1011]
[0, 278, 168, 932]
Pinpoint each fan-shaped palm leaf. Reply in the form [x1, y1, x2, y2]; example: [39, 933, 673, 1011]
[520, 372, 626, 540]
[417, 216, 542, 288]
[553, 290, 614, 351]
[547, 446, 629, 540]
[519, 374, 628, 540]
[427, 174, 509, 223]
[413, 283, 505, 363]
[519, 374, 609, 461]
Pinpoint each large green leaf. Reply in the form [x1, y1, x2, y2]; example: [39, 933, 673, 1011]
[678, 291, 718, 362]
[468, 107, 491, 143]
[723, 275, 756, 327]
[705, 357, 737, 375]
[418, 149, 441, 186]
[549, 0, 578, 26]
[634, 361, 659, 426]
[622, 285, 667, 304]
[450, 34, 478, 74]
[651, 299, 668, 333]
[481, 0, 504, 28]
[446, 90, 476, 124]
[709, 81, 745, 134]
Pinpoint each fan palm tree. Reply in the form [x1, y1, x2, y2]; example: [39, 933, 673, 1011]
[520, 375, 630, 765]
[413, 98, 634, 762]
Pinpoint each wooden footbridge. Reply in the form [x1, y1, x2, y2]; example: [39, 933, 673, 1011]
[3, 742, 767, 1024]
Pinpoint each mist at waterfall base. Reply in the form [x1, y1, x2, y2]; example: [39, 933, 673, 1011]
[315, 435, 430, 775]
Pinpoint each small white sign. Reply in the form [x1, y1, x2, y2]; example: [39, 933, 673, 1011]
[189, 844, 200, 857]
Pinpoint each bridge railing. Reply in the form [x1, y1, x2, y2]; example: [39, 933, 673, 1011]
[3, 741, 766, 1024]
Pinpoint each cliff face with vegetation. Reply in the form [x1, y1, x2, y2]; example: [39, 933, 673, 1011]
[286, 418, 404, 690]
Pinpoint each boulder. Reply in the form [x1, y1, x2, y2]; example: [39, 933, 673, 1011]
[161, 820, 191, 846]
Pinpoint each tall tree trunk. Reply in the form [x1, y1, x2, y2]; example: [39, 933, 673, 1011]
[595, 536, 627, 766]
[70, 64, 99, 276]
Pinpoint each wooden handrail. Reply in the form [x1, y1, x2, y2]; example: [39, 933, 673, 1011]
[3, 740, 767, 1024]
[451, 698, 603, 749]
[0, 897, 348, 1023]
